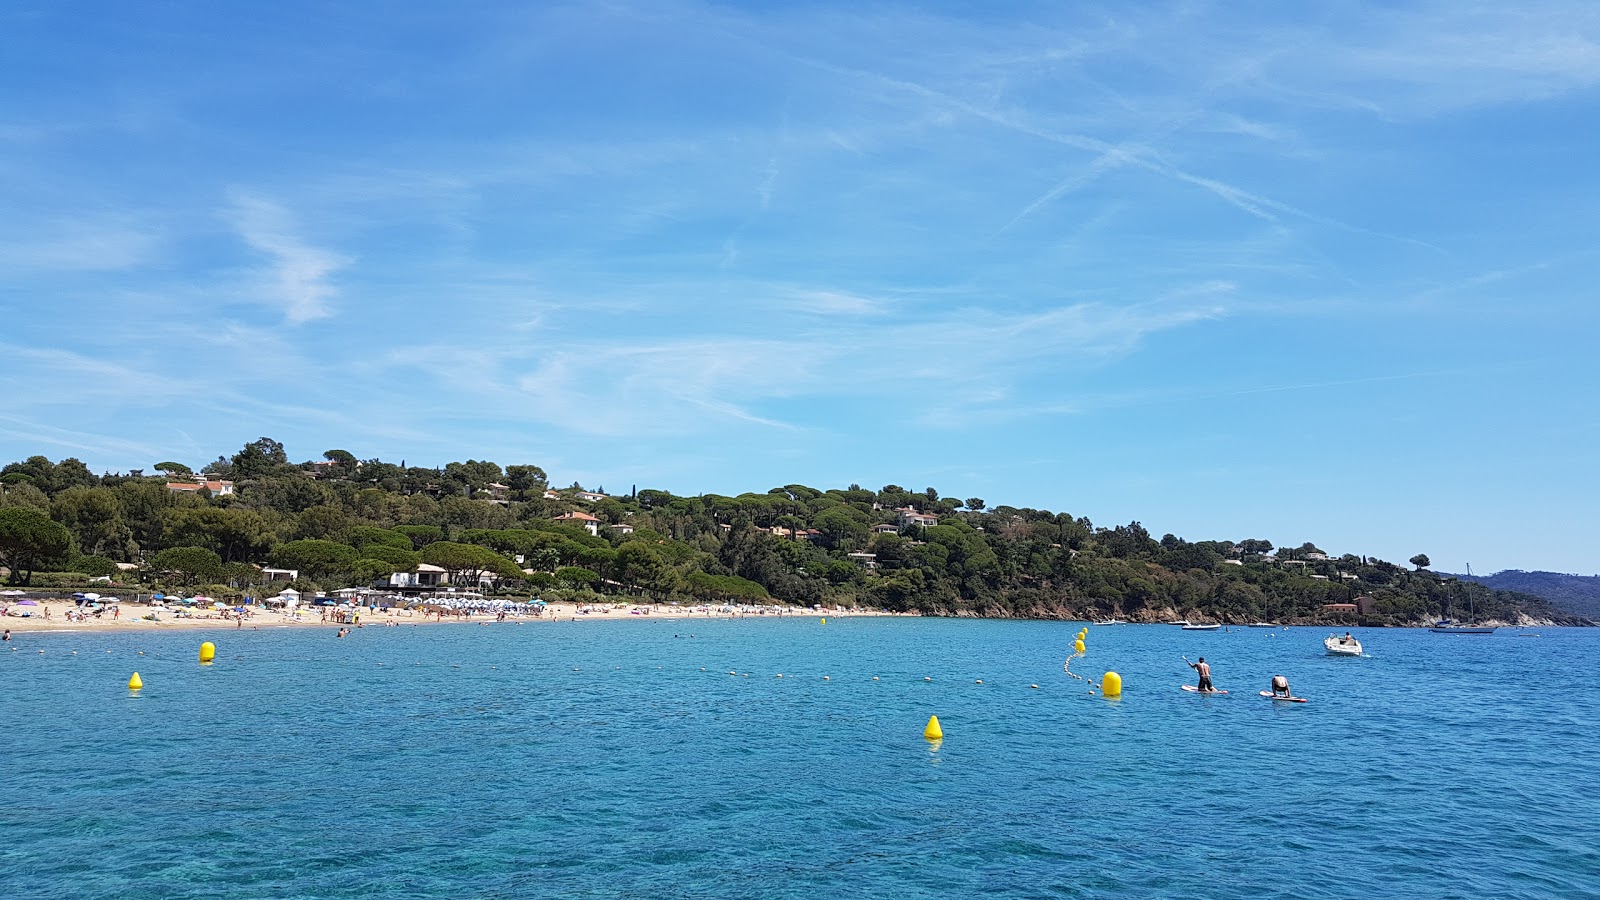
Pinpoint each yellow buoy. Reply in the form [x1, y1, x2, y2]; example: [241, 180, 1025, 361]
[1074, 639, 1086, 654]
[1101, 671, 1122, 696]
[199, 642, 215, 663]
[128, 672, 143, 690]
[820, 618, 826, 625]
[924, 715, 944, 740]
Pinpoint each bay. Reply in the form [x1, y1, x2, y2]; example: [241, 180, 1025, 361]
[3, 618, 1597, 898]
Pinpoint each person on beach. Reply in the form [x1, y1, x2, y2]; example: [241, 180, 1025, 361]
[1187, 656, 1214, 692]
[1271, 674, 1291, 697]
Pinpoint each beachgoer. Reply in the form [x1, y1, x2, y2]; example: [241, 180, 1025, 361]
[2, 629, 9, 641]
[1188, 656, 1214, 692]
[1271, 674, 1291, 697]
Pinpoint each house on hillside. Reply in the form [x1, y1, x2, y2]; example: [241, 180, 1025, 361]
[553, 511, 601, 536]
[166, 477, 235, 497]
[896, 507, 939, 528]
[609, 523, 634, 535]
[872, 523, 899, 535]
[574, 490, 607, 503]
[390, 563, 448, 589]
[847, 552, 879, 570]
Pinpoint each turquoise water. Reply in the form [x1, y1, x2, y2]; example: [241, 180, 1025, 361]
[3, 618, 1597, 898]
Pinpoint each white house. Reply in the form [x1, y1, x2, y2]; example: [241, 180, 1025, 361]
[847, 552, 879, 570]
[166, 477, 235, 496]
[553, 511, 601, 536]
[895, 507, 939, 528]
[390, 563, 448, 588]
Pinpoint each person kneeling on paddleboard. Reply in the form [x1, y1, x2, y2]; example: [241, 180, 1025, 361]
[1188, 656, 1214, 692]
[1270, 674, 1291, 698]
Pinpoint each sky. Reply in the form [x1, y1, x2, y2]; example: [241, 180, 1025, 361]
[2, 1, 1597, 575]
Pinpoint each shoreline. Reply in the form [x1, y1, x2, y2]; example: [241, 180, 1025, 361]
[0, 599, 899, 635]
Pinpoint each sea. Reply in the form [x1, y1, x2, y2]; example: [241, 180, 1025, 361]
[3, 617, 1597, 899]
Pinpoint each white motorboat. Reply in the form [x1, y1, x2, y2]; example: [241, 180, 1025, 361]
[1324, 633, 1363, 656]
[1181, 622, 1221, 631]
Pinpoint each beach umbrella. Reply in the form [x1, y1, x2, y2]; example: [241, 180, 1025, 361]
[18, 599, 39, 606]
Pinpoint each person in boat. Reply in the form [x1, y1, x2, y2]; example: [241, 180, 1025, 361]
[1188, 656, 1215, 692]
[1343, 631, 1354, 644]
[1270, 674, 1291, 697]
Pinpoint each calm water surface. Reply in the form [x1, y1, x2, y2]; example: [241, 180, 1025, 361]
[3, 617, 1597, 898]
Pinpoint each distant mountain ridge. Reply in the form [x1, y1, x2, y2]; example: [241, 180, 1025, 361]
[1447, 570, 1600, 619]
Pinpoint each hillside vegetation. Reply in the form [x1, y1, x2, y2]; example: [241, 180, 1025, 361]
[1447, 570, 1600, 619]
[0, 439, 1586, 626]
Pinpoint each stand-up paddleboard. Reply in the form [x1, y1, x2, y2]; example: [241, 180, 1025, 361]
[1259, 691, 1307, 703]
[1181, 685, 1228, 695]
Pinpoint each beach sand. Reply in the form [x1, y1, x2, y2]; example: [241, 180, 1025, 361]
[0, 598, 893, 635]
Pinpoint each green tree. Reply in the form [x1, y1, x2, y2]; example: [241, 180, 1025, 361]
[148, 546, 224, 587]
[237, 476, 336, 514]
[161, 507, 275, 563]
[394, 525, 445, 549]
[421, 541, 506, 588]
[270, 540, 359, 580]
[505, 465, 548, 500]
[0, 482, 50, 512]
[554, 566, 601, 588]
[51, 486, 132, 557]
[153, 461, 193, 478]
[230, 437, 293, 479]
[0, 507, 73, 585]
[1410, 554, 1431, 570]
[295, 505, 352, 543]
[615, 542, 672, 597]
[321, 449, 358, 479]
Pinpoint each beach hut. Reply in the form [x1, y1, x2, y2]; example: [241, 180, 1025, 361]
[275, 588, 301, 608]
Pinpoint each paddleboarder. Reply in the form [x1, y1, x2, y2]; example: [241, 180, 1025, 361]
[1186, 656, 1215, 692]
[1270, 674, 1291, 698]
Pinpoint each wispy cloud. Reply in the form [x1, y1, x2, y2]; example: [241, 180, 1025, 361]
[227, 192, 347, 324]
[0, 216, 162, 273]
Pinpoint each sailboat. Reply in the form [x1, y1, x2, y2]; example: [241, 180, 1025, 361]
[1430, 564, 1496, 634]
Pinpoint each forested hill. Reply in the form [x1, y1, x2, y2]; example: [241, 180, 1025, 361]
[1446, 570, 1600, 619]
[0, 440, 1588, 626]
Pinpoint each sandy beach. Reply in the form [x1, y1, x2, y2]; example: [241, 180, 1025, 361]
[0, 597, 895, 636]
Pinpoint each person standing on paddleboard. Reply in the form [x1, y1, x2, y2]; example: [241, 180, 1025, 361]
[1187, 656, 1214, 692]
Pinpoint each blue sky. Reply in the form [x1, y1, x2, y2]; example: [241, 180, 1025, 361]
[2, 1, 1597, 575]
